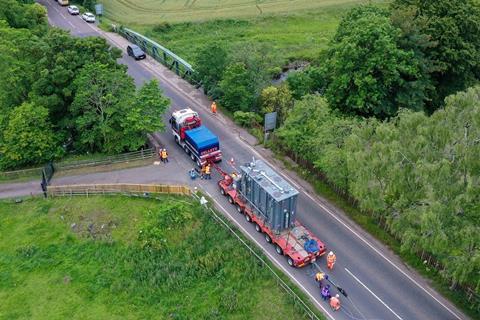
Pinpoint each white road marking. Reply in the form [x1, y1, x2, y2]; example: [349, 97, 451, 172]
[204, 190, 336, 320]
[48, 14, 463, 320]
[53, 6, 60, 13]
[68, 21, 75, 28]
[302, 192, 463, 320]
[345, 268, 403, 320]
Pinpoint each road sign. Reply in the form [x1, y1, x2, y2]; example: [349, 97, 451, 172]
[264, 111, 277, 131]
[95, 4, 103, 15]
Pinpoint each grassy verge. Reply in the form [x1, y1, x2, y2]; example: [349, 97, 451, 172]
[269, 148, 478, 319]
[0, 195, 324, 319]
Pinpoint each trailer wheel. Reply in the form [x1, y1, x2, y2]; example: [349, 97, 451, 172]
[287, 257, 295, 267]
[265, 234, 272, 243]
[196, 159, 202, 167]
[220, 187, 226, 196]
[254, 223, 262, 233]
[183, 145, 189, 154]
[235, 204, 243, 213]
[191, 153, 196, 162]
[244, 213, 252, 223]
[228, 196, 234, 204]
[275, 245, 283, 255]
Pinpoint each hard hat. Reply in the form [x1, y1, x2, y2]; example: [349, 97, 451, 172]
[328, 251, 333, 255]
[335, 294, 339, 298]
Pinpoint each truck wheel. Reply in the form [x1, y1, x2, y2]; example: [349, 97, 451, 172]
[275, 245, 283, 255]
[191, 153, 196, 161]
[196, 159, 202, 167]
[236, 204, 243, 213]
[244, 213, 252, 222]
[220, 187, 226, 196]
[265, 234, 272, 243]
[255, 223, 261, 233]
[287, 257, 295, 267]
[174, 136, 179, 144]
[184, 145, 189, 154]
[228, 196, 234, 204]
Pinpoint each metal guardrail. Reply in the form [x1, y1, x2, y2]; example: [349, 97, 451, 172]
[115, 26, 197, 84]
[55, 148, 156, 171]
[191, 192, 322, 320]
[48, 184, 191, 197]
[1, 149, 156, 181]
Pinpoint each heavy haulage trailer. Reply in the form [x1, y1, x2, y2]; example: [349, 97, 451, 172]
[216, 159, 326, 267]
[169, 108, 325, 267]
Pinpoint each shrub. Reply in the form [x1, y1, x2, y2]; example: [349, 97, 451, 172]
[233, 111, 261, 127]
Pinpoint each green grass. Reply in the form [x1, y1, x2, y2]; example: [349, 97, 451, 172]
[102, 0, 387, 24]
[107, 1, 389, 63]
[269, 147, 479, 320]
[0, 196, 320, 320]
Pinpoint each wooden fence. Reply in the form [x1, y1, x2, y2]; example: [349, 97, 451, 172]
[48, 184, 191, 197]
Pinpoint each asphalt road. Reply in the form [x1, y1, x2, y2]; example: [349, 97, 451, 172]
[28, 2, 469, 319]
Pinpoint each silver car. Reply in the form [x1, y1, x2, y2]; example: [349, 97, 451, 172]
[81, 12, 95, 23]
[67, 5, 79, 15]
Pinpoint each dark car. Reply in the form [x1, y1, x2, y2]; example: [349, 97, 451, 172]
[127, 45, 146, 60]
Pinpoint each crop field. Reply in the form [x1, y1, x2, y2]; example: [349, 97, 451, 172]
[103, 0, 386, 24]
[105, 0, 388, 63]
[0, 196, 311, 319]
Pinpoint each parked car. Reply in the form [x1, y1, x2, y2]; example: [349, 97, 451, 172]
[57, 0, 69, 6]
[67, 5, 79, 15]
[127, 45, 146, 60]
[81, 12, 95, 23]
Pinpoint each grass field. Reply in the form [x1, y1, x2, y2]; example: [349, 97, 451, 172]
[0, 196, 313, 319]
[104, 0, 389, 63]
[103, 0, 386, 24]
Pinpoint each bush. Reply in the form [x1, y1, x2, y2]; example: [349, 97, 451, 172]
[233, 111, 261, 127]
[152, 22, 171, 33]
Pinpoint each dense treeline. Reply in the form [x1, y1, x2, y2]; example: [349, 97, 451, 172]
[277, 87, 480, 300]
[0, 0, 169, 169]
[192, 0, 480, 308]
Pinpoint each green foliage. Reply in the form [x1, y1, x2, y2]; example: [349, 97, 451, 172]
[123, 80, 170, 150]
[0, 102, 63, 169]
[219, 63, 256, 112]
[259, 85, 293, 124]
[392, 0, 480, 110]
[286, 71, 313, 100]
[233, 111, 262, 127]
[324, 5, 428, 118]
[70, 62, 138, 153]
[276, 95, 357, 190]
[0, 0, 47, 32]
[277, 87, 480, 302]
[193, 42, 229, 98]
[0, 196, 305, 319]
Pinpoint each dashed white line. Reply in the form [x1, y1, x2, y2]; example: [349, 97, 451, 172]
[345, 268, 403, 320]
[68, 21, 75, 28]
[204, 190, 336, 320]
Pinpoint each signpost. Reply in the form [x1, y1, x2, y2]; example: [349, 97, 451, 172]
[95, 4, 103, 16]
[264, 111, 277, 144]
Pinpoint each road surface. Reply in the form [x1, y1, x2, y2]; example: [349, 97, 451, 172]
[11, 2, 468, 319]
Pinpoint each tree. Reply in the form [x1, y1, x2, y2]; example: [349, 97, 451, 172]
[259, 85, 293, 124]
[286, 71, 313, 100]
[193, 42, 228, 98]
[122, 80, 170, 150]
[70, 63, 137, 153]
[324, 5, 427, 118]
[31, 29, 122, 129]
[0, 102, 62, 169]
[392, 0, 480, 110]
[218, 63, 255, 112]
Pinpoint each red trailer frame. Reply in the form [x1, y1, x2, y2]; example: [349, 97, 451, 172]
[217, 170, 326, 267]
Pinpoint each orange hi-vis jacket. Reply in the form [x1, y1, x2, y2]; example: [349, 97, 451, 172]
[327, 254, 336, 264]
[161, 150, 168, 159]
[330, 296, 340, 310]
[205, 165, 211, 174]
